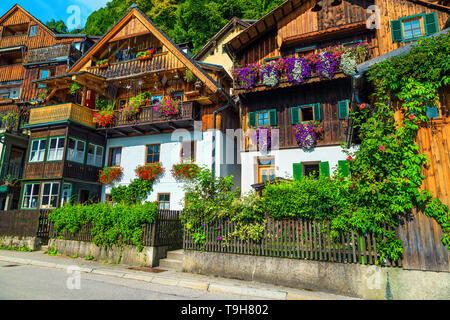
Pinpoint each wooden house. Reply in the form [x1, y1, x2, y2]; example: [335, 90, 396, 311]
[0, 4, 96, 210]
[224, 0, 449, 194]
[22, 4, 238, 210]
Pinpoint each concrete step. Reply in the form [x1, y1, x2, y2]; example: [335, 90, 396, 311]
[40, 245, 48, 252]
[166, 250, 184, 261]
[159, 258, 183, 271]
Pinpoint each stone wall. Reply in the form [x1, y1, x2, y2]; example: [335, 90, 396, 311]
[183, 250, 450, 300]
[0, 235, 40, 251]
[49, 239, 168, 267]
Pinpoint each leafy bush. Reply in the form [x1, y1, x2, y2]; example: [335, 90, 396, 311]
[49, 202, 158, 250]
[110, 178, 154, 205]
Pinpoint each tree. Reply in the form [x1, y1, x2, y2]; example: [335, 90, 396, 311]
[46, 19, 68, 34]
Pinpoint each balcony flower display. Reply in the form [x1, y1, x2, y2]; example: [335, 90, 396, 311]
[1, 110, 19, 131]
[285, 57, 311, 84]
[135, 162, 165, 181]
[260, 59, 284, 87]
[231, 63, 260, 89]
[315, 51, 339, 80]
[96, 59, 109, 68]
[293, 120, 324, 149]
[98, 166, 123, 184]
[340, 41, 374, 76]
[153, 96, 181, 120]
[249, 125, 278, 151]
[94, 104, 116, 127]
[171, 163, 201, 180]
[137, 48, 155, 60]
[120, 92, 151, 118]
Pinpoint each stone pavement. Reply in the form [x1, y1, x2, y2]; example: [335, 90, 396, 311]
[0, 249, 358, 300]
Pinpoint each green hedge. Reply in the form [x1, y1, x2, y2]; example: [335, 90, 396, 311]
[49, 202, 158, 250]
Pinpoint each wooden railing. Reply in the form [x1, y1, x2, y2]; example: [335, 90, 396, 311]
[0, 34, 28, 48]
[0, 162, 23, 179]
[26, 43, 80, 64]
[28, 103, 95, 128]
[0, 64, 24, 82]
[0, 210, 51, 240]
[49, 210, 183, 248]
[102, 101, 198, 129]
[87, 52, 184, 79]
[184, 218, 402, 267]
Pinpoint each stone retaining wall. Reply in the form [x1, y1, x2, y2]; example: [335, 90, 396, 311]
[0, 235, 40, 251]
[49, 239, 168, 267]
[183, 250, 450, 300]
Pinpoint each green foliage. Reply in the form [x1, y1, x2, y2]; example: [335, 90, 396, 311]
[70, 82, 81, 95]
[184, 69, 197, 83]
[71, 253, 78, 259]
[110, 178, 154, 205]
[47, 247, 59, 256]
[46, 19, 68, 33]
[1, 110, 19, 129]
[85, 254, 94, 261]
[0, 245, 32, 252]
[48, 202, 158, 250]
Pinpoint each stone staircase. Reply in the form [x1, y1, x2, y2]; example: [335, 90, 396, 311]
[158, 249, 184, 271]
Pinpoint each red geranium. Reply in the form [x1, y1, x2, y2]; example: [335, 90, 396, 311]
[98, 166, 123, 184]
[135, 162, 164, 181]
[171, 163, 201, 180]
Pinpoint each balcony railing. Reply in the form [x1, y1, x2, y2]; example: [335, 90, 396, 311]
[0, 162, 23, 180]
[26, 44, 81, 64]
[86, 52, 184, 79]
[0, 34, 27, 49]
[27, 103, 95, 128]
[97, 101, 200, 136]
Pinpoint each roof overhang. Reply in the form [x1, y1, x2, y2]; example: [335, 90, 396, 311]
[0, 46, 24, 53]
[33, 71, 106, 89]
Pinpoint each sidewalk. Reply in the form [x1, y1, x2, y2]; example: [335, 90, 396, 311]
[0, 249, 358, 300]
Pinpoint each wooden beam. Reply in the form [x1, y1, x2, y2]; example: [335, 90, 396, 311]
[132, 126, 145, 134]
[45, 87, 57, 103]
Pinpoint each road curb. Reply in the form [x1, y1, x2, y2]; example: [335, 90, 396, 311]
[208, 283, 287, 300]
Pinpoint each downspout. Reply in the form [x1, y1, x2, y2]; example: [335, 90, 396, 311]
[212, 87, 231, 177]
[346, 72, 365, 147]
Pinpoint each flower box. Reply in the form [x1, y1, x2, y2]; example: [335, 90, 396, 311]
[135, 162, 164, 181]
[171, 163, 200, 180]
[98, 166, 123, 184]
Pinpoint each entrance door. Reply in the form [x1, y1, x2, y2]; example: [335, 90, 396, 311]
[79, 190, 90, 204]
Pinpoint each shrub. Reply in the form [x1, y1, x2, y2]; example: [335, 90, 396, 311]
[110, 178, 154, 205]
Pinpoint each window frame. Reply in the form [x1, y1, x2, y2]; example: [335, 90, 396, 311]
[66, 137, 86, 164]
[146, 144, 161, 164]
[29, 25, 37, 37]
[40, 182, 60, 209]
[257, 157, 276, 183]
[28, 138, 47, 163]
[60, 183, 73, 207]
[401, 16, 424, 41]
[21, 183, 40, 209]
[46, 136, 65, 162]
[87, 143, 104, 168]
[108, 147, 122, 167]
[157, 193, 171, 210]
[256, 111, 270, 127]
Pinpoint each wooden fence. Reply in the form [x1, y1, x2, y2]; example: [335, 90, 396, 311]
[0, 210, 50, 240]
[184, 218, 404, 267]
[49, 210, 183, 248]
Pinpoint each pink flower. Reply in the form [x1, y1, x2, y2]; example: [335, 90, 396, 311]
[404, 177, 408, 181]
[385, 179, 388, 183]
[347, 156, 353, 161]
[409, 114, 415, 120]
[360, 104, 366, 109]
[379, 145, 385, 151]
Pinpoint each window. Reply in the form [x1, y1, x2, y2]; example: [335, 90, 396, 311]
[67, 138, 85, 163]
[39, 69, 49, 88]
[29, 26, 37, 37]
[151, 95, 163, 105]
[158, 193, 170, 210]
[41, 182, 60, 209]
[73, 42, 81, 51]
[249, 109, 276, 128]
[291, 104, 321, 124]
[391, 13, 438, 42]
[257, 158, 275, 183]
[146, 144, 160, 164]
[47, 137, 65, 161]
[303, 163, 320, 179]
[22, 184, 40, 209]
[29, 139, 47, 162]
[87, 144, 104, 167]
[61, 183, 72, 206]
[181, 140, 196, 162]
[174, 92, 184, 102]
[108, 147, 122, 166]
[257, 111, 269, 126]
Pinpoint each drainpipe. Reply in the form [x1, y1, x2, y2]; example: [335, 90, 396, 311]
[211, 87, 232, 177]
[346, 73, 365, 147]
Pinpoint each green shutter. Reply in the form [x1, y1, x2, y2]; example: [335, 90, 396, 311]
[293, 163, 302, 181]
[338, 160, 350, 177]
[425, 13, 438, 36]
[269, 109, 277, 126]
[291, 107, 300, 124]
[338, 100, 349, 120]
[390, 20, 403, 42]
[314, 103, 321, 121]
[249, 112, 256, 128]
[319, 161, 330, 179]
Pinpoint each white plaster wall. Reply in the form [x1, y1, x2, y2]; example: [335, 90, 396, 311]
[240, 145, 359, 195]
[102, 129, 230, 210]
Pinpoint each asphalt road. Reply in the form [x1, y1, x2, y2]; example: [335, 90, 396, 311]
[0, 260, 259, 300]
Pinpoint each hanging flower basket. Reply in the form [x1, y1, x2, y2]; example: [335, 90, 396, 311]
[153, 96, 182, 120]
[98, 166, 123, 184]
[260, 60, 284, 87]
[293, 120, 324, 149]
[93, 110, 115, 127]
[135, 162, 165, 181]
[249, 126, 277, 151]
[231, 63, 260, 90]
[171, 163, 201, 181]
[316, 51, 339, 80]
[285, 57, 311, 85]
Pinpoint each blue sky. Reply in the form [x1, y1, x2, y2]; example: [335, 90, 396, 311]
[0, 0, 109, 30]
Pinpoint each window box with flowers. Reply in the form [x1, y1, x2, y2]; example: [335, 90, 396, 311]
[293, 120, 324, 150]
[171, 163, 201, 181]
[98, 166, 123, 184]
[96, 59, 109, 69]
[231, 63, 260, 90]
[137, 48, 155, 61]
[135, 162, 165, 181]
[93, 106, 116, 127]
[153, 96, 182, 120]
[249, 125, 278, 151]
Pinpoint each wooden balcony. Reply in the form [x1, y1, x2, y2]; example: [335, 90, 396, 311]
[0, 35, 27, 49]
[27, 103, 95, 128]
[86, 52, 184, 80]
[26, 44, 81, 64]
[98, 101, 200, 137]
[0, 64, 24, 82]
[23, 161, 100, 182]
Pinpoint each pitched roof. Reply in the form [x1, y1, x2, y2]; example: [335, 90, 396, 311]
[193, 17, 252, 60]
[69, 5, 225, 95]
[226, 0, 450, 54]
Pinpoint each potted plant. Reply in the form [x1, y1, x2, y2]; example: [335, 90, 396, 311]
[166, 87, 176, 97]
[137, 48, 155, 60]
[96, 59, 109, 69]
[184, 69, 196, 83]
[293, 120, 324, 149]
[153, 96, 181, 120]
[135, 162, 165, 181]
[70, 82, 81, 95]
[98, 166, 123, 184]
[93, 103, 116, 127]
[1, 110, 19, 132]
